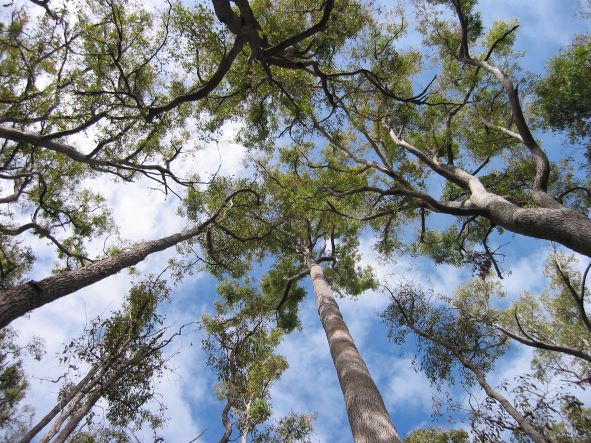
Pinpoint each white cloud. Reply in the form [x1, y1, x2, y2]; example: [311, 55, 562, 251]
[500, 247, 551, 299]
[385, 361, 434, 414]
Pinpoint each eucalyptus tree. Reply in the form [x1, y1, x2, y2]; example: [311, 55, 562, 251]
[382, 252, 591, 443]
[294, 0, 591, 266]
[202, 281, 314, 443]
[535, 34, 591, 166]
[20, 276, 181, 443]
[493, 253, 591, 387]
[194, 159, 401, 442]
[382, 282, 556, 443]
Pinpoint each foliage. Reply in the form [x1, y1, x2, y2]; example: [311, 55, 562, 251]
[380, 274, 591, 442]
[536, 35, 591, 164]
[203, 281, 314, 441]
[0, 327, 43, 440]
[252, 412, 315, 443]
[403, 427, 469, 443]
[1, 0, 591, 440]
[31, 276, 178, 441]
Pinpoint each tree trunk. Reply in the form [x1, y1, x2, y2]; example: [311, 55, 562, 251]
[456, 353, 554, 443]
[49, 389, 103, 443]
[305, 255, 400, 443]
[0, 224, 206, 328]
[38, 390, 85, 443]
[219, 399, 233, 443]
[19, 364, 101, 443]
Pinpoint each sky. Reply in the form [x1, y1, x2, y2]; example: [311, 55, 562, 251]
[6, 0, 591, 442]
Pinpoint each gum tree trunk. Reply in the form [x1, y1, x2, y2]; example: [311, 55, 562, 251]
[305, 256, 400, 443]
[19, 364, 101, 443]
[0, 225, 206, 328]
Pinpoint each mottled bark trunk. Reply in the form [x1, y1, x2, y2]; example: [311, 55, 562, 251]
[0, 225, 205, 328]
[37, 364, 109, 443]
[306, 256, 400, 443]
[456, 354, 553, 443]
[19, 364, 101, 443]
[38, 390, 84, 443]
[240, 399, 252, 443]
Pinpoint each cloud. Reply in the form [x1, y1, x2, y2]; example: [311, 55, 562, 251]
[381, 357, 434, 414]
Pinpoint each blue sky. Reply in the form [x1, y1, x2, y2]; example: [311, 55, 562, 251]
[9, 0, 591, 442]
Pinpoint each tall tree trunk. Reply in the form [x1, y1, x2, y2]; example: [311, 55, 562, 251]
[0, 224, 207, 328]
[305, 255, 400, 443]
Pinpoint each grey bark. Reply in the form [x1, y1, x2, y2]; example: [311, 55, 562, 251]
[474, 190, 591, 257]
[49, 389, 103, 443]
[389, 130, 591, 257]
[305, 256, 400, 443]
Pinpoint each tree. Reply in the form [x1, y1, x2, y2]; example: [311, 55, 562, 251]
[200, 162, 401, 442]
[20, 276, 182, 443]
[287, 0, 591, 267]
[382, 282, 553, 443]
[0, 0, 380, 324]
[403, 427, 469, 443]
[382, 265, 591, 443]
[0, 0, 361, 263]
[202, 281, 314, 443]
[2, 0, 590, 440]
[494, 253, 591, 386]
[252, 412, 315, 443]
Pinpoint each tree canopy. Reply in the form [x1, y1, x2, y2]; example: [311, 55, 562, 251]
[0, 0, 590, 441]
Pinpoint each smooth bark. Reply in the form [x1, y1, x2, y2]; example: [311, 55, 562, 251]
[305, 256, 400, 443]
[389, 130, 591, 257]
[472, 189, 591, 257]
[48, 389, 103, 443]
